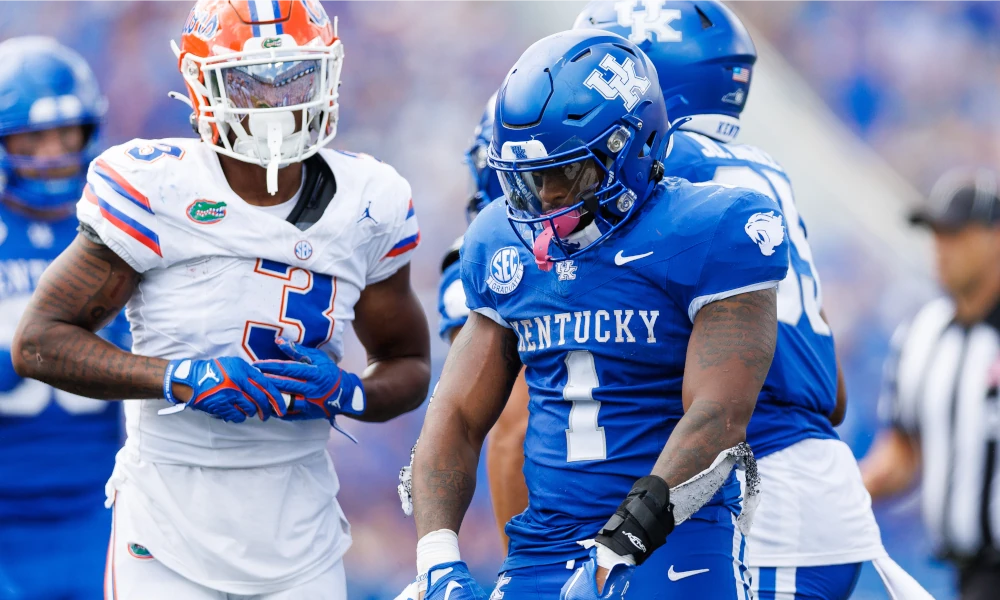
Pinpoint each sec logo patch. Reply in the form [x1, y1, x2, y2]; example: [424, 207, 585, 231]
[294, 240, 313, 260]
[487, 246, 523, 295]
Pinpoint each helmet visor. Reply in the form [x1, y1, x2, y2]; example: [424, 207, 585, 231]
[221, 59, 321, 110]
[497, 156, 603, 216]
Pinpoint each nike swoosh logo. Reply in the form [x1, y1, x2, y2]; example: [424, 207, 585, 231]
[614, 250, 654, 266]
[667, 566, 709, 581]
[443, 581, 464, 600]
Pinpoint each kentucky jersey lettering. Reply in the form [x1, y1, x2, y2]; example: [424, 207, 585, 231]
[0, 203, 129, 521]
[461, 177, 789, 570]
[663, 129, 839, 458]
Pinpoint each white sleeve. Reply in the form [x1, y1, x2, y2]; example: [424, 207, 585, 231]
[76, 152, 164, 273]
[366, 169, 420, 285]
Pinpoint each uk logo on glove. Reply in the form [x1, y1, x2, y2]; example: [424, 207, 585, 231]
[254, 336, 366, 422]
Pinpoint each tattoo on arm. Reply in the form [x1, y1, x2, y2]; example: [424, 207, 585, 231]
[13, 235, 167, 399]
[652, 288, 777, 487]
[411, 312, 521, 538]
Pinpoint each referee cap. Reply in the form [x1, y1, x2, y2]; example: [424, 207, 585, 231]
[910, 167, 1000, 230]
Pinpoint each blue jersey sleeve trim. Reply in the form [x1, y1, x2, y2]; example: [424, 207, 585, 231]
[687, 279, 779, 323]
[473, 307, 511, 329]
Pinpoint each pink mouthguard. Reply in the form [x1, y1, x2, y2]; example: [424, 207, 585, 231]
[533, 209, 582, 271]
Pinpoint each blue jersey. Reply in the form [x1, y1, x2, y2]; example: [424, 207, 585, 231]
[662, 130, 839, 459]
[437, 236, 469, 341]
[461, 178, 789, 570]
[0, 203, 128, 520]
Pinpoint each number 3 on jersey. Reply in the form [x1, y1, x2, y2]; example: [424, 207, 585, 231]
[242, 259, 337, 360]
[711, 166, 831, 336]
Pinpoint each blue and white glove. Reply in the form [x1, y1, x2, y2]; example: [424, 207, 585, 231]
[254, 336, 365, 421]
[394, 562, 488, 600]
[161, 357, 287, 423]
[560, 547, 635, 600]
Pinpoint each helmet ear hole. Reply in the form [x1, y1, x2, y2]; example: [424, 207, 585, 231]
[639, 130, 658, 158]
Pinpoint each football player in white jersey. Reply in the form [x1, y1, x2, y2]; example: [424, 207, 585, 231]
[11, 1, 431, 598]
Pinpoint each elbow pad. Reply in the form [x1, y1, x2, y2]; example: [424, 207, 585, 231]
[595, 475, 674, 565]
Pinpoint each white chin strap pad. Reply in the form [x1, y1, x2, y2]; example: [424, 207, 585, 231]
[670, 441, 759, 535]
[247, 112, 295, 196]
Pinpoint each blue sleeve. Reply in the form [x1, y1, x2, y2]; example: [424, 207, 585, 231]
[459, 215, 511, 329]
[667, 191, 790, 322]
[438, 261, 469, 341]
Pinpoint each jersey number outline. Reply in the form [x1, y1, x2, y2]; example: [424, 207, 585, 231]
[126, 143, 185, 163]
[564, 350, 607, 462]
[242, 259, 337, 361]
[710, 164, 831, 336]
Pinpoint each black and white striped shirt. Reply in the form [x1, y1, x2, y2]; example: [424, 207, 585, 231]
[882, 298, 1000, 559]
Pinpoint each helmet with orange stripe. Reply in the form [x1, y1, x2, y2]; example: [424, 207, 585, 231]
[172, 0, 342, 194]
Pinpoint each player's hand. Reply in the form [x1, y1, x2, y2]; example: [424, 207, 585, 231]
[394, 562, 486, 600]
[163, 357, 287, 423]
[254, 336, 365, 421]
[560, 547, 635, 600]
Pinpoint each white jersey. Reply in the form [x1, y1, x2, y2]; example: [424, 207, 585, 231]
[78, 138, 419, 593]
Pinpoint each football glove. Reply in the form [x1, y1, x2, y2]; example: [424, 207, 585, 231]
[161, 357, 287, 423]
[394, 562, 488, 600]
[560, 547, 635, 600]
[254, 336, 365, 421]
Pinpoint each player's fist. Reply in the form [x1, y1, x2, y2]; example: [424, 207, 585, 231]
[254, 337, 366, 421]
[163, 357, 287, 423]
[560, 548, 634, 600]
[394, 562, 486, 600]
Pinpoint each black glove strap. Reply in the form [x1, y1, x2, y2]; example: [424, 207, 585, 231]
[595, 475, 674, 565]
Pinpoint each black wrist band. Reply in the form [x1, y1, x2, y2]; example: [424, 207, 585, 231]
[595, 475, 674, 565]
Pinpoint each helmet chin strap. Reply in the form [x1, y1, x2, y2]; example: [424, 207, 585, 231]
[533, 209, 582, 271]
[238, 112, 297, 196]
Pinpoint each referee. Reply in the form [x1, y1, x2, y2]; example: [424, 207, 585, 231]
[862, 167, 1000, 600]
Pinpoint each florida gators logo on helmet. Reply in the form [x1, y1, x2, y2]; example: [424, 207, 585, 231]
[173, 0, 342, 195]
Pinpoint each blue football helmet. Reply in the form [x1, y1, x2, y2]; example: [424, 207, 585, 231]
[574, 1, 756, 123]
[0, 37, 106, 210]
[487, 29, 669, 269]
[464, 91, 504, 222]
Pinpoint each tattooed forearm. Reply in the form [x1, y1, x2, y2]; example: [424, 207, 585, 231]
[413, 448, 478, 536]
[652, 288, 777, 487]
[411, 312, 519, 537]
[12, 235, 167, 400]
[691, 287, 777, 380]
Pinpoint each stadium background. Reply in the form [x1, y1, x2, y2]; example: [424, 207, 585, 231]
[3, 1, 999, 598]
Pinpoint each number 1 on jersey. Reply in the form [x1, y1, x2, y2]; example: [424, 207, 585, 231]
[564, 350, 606, 462]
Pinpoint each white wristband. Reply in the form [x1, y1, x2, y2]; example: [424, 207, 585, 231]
[595, 542, 636, 569]
[416, 529, 461, 576]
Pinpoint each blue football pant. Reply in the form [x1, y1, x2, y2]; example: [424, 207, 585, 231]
[750, 564, 862, 600]
[493, 504, 752, 599]
[0, 506, 110, 600]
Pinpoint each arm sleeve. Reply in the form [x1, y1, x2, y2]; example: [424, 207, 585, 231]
[668, 191, 790, 322]
[76, 155, 164, 273]
[438, 260, 470, 341]
[366, 169, 420, 284]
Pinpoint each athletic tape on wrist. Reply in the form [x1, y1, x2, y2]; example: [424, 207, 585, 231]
[416, 529, 461, 577]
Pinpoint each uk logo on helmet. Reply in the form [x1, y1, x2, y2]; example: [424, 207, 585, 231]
[583, 54, 651, 111]
[486, 247, 524, 295]
[615, 0, 682, 44]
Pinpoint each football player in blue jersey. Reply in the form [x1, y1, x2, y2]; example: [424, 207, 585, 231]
[560, 2, 924, 599]
[398, 29, 789, 600]
[0, 37, 129, 600]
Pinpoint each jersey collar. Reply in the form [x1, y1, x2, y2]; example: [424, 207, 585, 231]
[676, 114, 742, 144]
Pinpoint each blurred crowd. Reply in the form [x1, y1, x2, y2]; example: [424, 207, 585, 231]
[1, 1, 995, 597]
[739, 1, 1000, 192]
